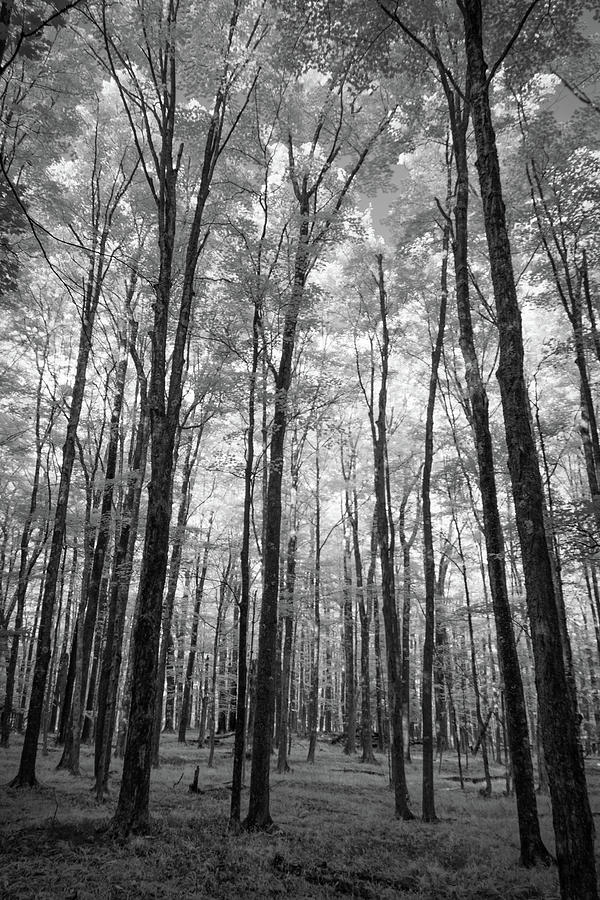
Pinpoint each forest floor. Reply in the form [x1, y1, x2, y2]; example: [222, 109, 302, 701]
[1, 734, 599, 899]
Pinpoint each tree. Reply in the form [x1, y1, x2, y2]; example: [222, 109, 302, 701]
[10, 115, 135, 786]
[460, 1, 597, 894]
[358, 253, 414, 820]
[99, 0, 263, 834]
[244, 46, 395, 830]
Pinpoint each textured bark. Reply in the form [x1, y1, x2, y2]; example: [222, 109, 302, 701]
[462, 2, 596, 894]
[95, 367, 148, 800]
[107, 0, 241, 834]
[439, 60, 550, 862]
[152, 427, 201, 765]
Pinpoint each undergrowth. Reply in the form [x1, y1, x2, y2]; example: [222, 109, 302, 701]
[1, 733, 598, 898]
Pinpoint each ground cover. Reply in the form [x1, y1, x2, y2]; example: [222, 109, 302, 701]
[1, 734, 598, 898]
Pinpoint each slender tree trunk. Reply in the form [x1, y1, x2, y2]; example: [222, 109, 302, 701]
[181, 519, 212, 745]
[421, 210, 449, 822]
[307, 441, 321, 765]
[95, 359, 149, 799]
[244, 189, 310, 830]
[342, 516, 356, 756]
[367, 254, 413, 820]
[208, 560, 231, 768]
[368, 515, 385, 753]
[10, 227, 109, 786]
[1, 348, 49, 747]
[349, 486, 375, 764]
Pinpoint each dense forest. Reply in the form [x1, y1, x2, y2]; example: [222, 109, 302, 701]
[1, 1, 600, 898]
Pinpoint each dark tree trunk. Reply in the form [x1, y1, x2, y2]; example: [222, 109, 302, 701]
[421, 212, 449, 822]
[342, 517, 356, 756]
[181, 518, 212, 745]
[398, 477, 419, 763]
[108, 0, 238, 834]
[10, 224, 110, 787]
[350, 486, 375, 764]
[1, 348, 50, 747]
[462, 2, 596, 894]
[307, 441, 321, 765]
[152, 426, 201, 764]
[277, 533, 295, 774]
[367, 254, 412, 820]
[435, 56, 551, 861]
[368, 515, 385, 753]
[244, 190, 310, 830]
[95, 362, 149, 800]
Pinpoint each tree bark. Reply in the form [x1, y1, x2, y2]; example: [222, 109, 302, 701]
[244, 186, 310, 829]
[461, 2, 596, 894]
[421, 212, 449, 822]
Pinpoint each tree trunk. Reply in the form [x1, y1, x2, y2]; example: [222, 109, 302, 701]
[10, 226, 109, 787]
[181, 519, 212, 745]
[342, 516, 356, 756]
[350, 486, 375, 764]
[152, 425, 201, 764]
[462, 2, 596, 894]
[307, 442, 321, 765]
[244, 188, 310, 830]
[421, 212, 449, 822]
[0, 347, 50, 747]
[95, 360, 149, 799]
[436, 58, 552, 861]
[368, 254, 412, 820]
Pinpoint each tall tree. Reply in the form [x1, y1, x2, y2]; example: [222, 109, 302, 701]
[359, 253, 413, 820]
[10, 120, 134, 786]
[100, 0, 263, 834]
[244, 51, 395, 830]
[460, 1, 596, 894]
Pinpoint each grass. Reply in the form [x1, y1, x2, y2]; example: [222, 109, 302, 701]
[1, 733, 598, 898]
